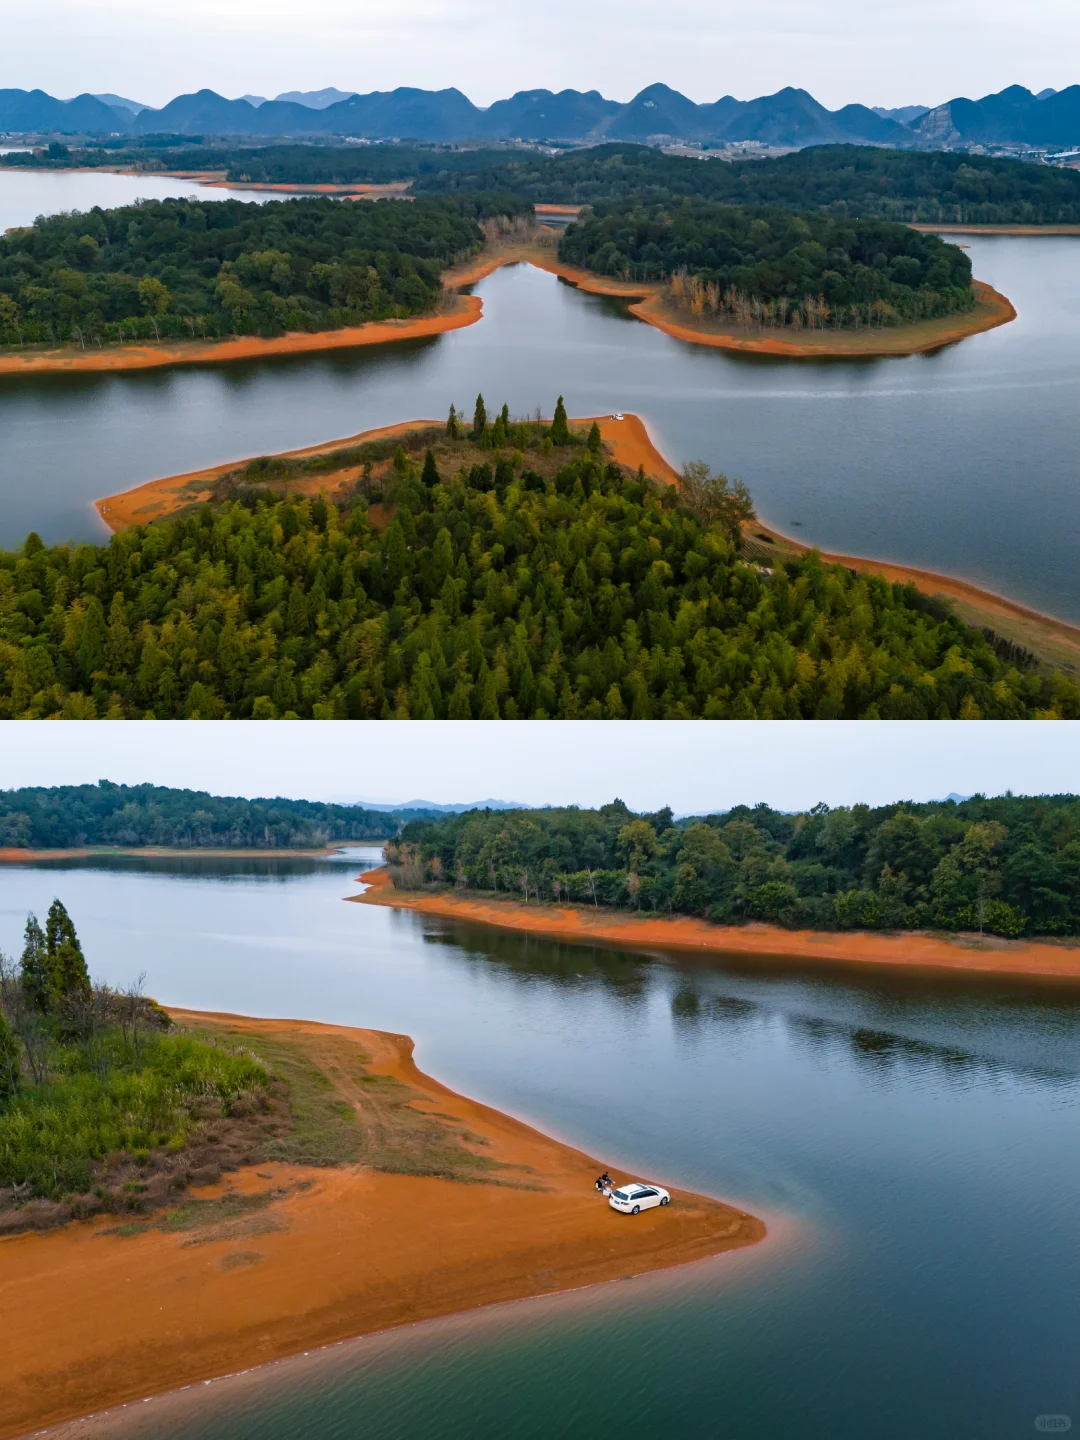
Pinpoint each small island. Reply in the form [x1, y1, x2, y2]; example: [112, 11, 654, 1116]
[0, 901, 762, 1438]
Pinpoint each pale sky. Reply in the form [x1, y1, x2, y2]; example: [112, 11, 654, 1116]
[0, 722, 1077, 813]
[3, 0, 1076, 110]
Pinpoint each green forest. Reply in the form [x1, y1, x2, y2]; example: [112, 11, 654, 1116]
[390, 792, 1080, 938]
[1, 402, 1076, 720]
[0, 781, 418, 849]
[408, 144, 1080, 224]
[559, 201, 975, 329]
[9, 143, 1080, 225]
[0, 193, 520, 349]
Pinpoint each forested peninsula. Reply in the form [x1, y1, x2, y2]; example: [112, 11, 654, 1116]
[2, 402, 1077, 720]
[386, 793, 1080, 941]
[0, 781, 416, 848]
[0, 193, 521, 350]
[559, 201, 974, 331]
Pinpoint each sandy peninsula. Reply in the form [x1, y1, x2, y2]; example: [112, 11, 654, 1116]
[0, 1010, 762, 1440]
[354, 870, 1080, 986]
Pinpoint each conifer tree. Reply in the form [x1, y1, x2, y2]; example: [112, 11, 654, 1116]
[446, 402, 459, 439]
[20, 914, 51, 1012]
[587, 421, 602, 454]
[421, 450, 441, 487]
[472, 394, 487, 441]
[551, 396, 570, 445]
[0, 1011, 18, 1105]
[44, 899, 90, 1002]
[491, 410, 507, 448]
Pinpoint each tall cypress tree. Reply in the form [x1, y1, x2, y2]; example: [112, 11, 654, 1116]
[20, 914, 51, 1012]
[587, 421, 602, 453]
[472, 394, 487, 442]
[44, 899, 90, 1002]
[421, 450, 440, 488]
[551, 396, 570, 445]
[446, 402, 459, 439]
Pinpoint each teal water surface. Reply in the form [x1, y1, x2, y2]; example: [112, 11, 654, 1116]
[1, 210, 1079, 622]
[1, 849, 1077, 1440]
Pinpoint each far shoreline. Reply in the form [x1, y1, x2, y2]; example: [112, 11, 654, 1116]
[0, 843, 381, 863]
[353, 870, 1080, 987]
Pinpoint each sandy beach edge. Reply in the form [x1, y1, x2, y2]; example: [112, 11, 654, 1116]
[0, 1009, 764, 1440]
[354, 871, 1080, 985]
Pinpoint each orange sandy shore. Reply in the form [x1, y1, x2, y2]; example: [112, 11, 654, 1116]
[444, 246, 1016, 357]
[909, 223, 1080, 235]
[0, 294, 480, 377]
[92, 411, 667, 533]
[0, 1011, 763, 1440]
[355, 872, 1080, 985]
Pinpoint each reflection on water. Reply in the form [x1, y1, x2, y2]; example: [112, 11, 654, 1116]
[4, 238, 1080, 623]
[4, 851, 1078, 1440]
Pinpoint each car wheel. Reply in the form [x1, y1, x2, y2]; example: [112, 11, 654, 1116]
[660, 1196, 670, 1205]
[631, 1205, 640, 1215]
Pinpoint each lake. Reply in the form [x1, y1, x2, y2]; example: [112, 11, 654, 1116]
[0, 167, 282, 232]
[0, 179, 1079, 621]
[2, 849, 1077, 1440]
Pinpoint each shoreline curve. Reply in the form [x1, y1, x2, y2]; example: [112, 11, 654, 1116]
[0, 238, 1015, 376]
[0, 1009, 763, 1440]
[353, 871, 1080, 986]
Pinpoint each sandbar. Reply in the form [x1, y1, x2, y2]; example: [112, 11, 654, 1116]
[354, 871, 1080, 986]
[0, 1010, 762, 1439]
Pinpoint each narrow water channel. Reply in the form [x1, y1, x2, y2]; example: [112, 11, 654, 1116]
[3, 850, 1077, 1440]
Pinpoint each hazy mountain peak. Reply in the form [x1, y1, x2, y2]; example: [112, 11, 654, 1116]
[274, 87, 358, 108]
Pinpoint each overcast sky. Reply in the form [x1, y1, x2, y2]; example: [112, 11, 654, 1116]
[1, 722, 1078, 813]
[4, 0, 1075, 110]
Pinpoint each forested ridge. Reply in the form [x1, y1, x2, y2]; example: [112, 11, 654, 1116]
[0, 193, 522, 349]
[0, 781, 415, 848]
[409, 144, 1080, 224]
[560, 201, 974, 330]
[390, 793, 1080, 938]
[2, 402, 1077, 720]
[8, 143, 1080, 225]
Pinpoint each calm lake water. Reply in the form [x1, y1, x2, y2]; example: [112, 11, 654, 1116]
[0, 174, 1079, 621]
[0, 168, 280, 232]
[2, 849, 1078, 1440]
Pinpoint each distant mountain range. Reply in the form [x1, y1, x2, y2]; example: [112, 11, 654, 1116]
[2, 81, 1078, 149]
[912, 85, 1080, 147]
[343, 799, 523, 813]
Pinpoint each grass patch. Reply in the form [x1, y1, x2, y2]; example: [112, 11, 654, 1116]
[0, 1030, 269, 1199]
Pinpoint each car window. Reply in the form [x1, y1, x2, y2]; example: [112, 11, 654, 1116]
[637, 1188, 656, 1197]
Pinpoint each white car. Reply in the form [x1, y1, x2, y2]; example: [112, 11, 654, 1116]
[610, 412, 625, 421]
[609, 1182, 670, 1215]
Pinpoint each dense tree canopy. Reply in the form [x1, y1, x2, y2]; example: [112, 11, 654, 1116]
[10, 143, 1080, 225]
[0, 781, 421, 848]
[392, 792, 1080, 938]
[1, 409, 1076, 720]
[408, 144, 1080, 224]
[560, 200, 975, 329]
[0, 193, 520, 348]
